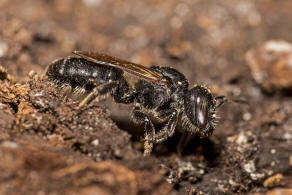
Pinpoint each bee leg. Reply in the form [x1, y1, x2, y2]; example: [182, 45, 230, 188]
[176, 132, 192, 155]
[112, 78, 135, 104]
[79, 81, 119, 107]
[132, 107, 155, 156]
[153, 109, 179, 143]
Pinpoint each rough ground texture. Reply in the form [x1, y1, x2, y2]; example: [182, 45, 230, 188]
[0, 0, 292, 194]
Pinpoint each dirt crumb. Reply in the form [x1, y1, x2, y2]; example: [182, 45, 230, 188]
[263, 173, 284, 188]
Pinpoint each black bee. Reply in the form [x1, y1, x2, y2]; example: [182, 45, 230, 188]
[45, 51, 226, 155]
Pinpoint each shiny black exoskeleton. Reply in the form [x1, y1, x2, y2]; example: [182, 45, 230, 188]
[46, 51, 225, 155]
[46, 57, 134, 104]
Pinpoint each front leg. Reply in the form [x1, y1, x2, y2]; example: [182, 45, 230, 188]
[132, 106, 155, 156]
[153, 109, 179, 143]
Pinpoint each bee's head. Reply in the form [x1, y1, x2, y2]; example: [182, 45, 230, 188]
[182, 85, 225, 137]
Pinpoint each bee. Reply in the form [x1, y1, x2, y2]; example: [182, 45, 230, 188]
[45, 51, 226, 155]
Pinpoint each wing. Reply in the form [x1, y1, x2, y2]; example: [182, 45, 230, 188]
[73, 51, 169, 86]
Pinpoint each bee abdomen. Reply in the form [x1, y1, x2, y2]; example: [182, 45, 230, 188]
[46, 57, 123, 92]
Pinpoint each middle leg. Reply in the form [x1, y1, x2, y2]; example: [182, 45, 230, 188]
[132, 106, 156, 156]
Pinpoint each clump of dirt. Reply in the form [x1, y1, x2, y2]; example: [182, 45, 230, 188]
[0, 137, 171, 195]
[246, 40, 292, 94]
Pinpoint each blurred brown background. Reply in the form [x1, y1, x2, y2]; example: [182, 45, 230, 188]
[0, 0, 292, 194]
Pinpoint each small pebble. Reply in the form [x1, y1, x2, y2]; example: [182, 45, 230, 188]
[245, 40, 292, 92]
[263, 173, 283, 188]
[243, 112, 252, 121]
[2, 141, 18, 148]
[91, 139, 99, 146]
[82, 0, 103, 7]
[0, 40, 8, 57]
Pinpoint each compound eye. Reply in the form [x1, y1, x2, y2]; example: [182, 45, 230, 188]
[184, 86, 215, 135]
[195, 96, 209, 129]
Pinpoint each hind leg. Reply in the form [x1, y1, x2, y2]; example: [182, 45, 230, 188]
[79, 81, 119, 107]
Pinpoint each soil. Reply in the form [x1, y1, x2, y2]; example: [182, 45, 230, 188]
[0, 0, 292, 194]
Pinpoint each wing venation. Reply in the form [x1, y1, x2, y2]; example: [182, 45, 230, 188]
[73, 51, 168, 86]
